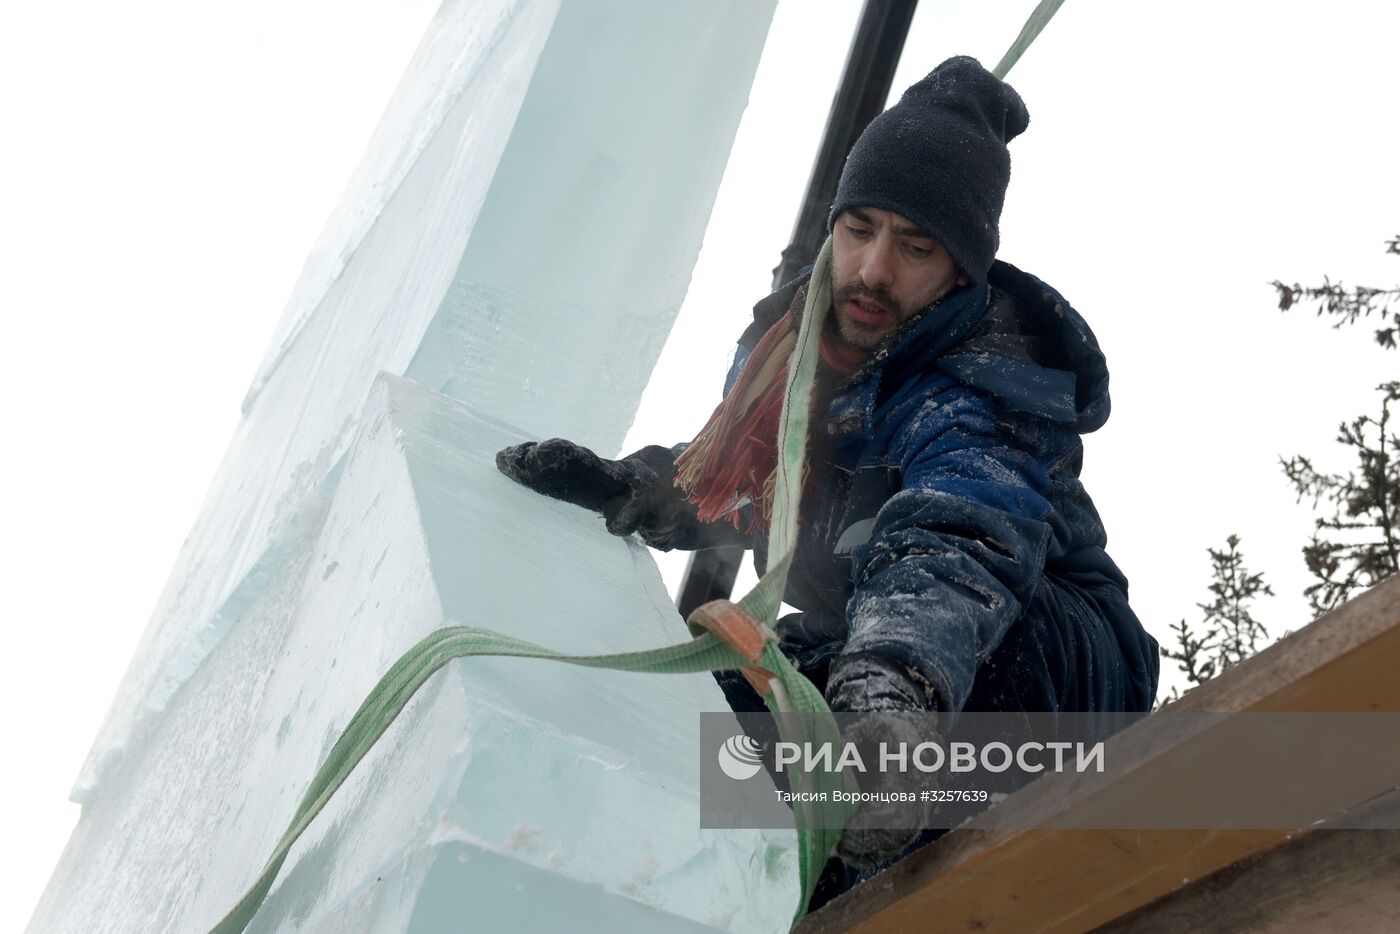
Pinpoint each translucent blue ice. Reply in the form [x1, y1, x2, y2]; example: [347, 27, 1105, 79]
[31, 1, 795, 930]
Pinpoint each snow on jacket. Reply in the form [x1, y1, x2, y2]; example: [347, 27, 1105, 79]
[711, 260, 1160, 715]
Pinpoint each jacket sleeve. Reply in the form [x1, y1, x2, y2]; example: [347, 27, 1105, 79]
[832, 385, 1071, 713]
[611, 444, 752, 552]
[629, 339, 759, 552]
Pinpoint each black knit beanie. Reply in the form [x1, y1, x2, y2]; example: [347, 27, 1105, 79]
[829, 56, 1029, 284]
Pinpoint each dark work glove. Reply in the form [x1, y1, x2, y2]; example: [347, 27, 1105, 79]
[496, 438, 635, 512]
[827, 651, 940, 714]
[827, 652, 943, 872]
[496, 438, 749, 551]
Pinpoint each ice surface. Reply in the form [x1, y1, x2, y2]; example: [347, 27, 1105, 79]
[33, 0, 790, 929]
[71, 0, 774, 804]
[29, 377, 798, 932]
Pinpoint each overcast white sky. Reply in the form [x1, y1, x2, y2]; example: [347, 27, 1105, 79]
[3, 1, 1397, 929]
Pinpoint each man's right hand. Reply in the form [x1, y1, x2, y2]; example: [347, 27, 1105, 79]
[827, 652, 944, 871]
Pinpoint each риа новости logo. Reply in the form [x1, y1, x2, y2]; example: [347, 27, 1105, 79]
[717, 734, 764, 780]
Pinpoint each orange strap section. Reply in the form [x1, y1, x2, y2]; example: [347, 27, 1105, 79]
[688, 599, 776, 694]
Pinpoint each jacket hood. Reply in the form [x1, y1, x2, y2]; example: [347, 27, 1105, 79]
[939, 260, 1111, 433]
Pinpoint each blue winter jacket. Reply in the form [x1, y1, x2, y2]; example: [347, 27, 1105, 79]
[713, 260, 1159, 715]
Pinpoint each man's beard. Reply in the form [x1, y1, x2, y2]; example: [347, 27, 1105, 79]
[831, 276, 907, 351]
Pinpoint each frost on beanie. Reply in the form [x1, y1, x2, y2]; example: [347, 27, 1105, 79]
[829, 55, 1029, 283]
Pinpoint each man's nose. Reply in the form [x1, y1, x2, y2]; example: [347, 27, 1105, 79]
[859, 239, 895, 291]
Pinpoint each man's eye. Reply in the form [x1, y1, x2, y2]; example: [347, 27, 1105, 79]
[845, 224, 872, 238]
[907, 244, 932, 257]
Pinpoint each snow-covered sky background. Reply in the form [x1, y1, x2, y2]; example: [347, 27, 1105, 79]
[3, 1, 1397, 928]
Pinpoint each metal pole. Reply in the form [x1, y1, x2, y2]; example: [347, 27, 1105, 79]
[677, 0, 918, 618]
[772, 0, 919, 290]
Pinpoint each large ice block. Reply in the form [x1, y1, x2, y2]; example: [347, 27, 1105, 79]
[74, 0, 775, 803]
[30, 376, 799, 932]
[34, 0, 787, 929]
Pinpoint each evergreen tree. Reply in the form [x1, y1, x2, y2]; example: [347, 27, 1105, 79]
[1272, 235, 1399, 349]
[1160, 535, 1273, 705]
[1159, 234, 1397, 706]
[1275, 234, 1400, 617]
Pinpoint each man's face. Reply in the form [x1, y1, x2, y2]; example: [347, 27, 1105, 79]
[830, 207, 968, 351]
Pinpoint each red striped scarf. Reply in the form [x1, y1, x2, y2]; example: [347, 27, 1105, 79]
[674, 307, 867, 532]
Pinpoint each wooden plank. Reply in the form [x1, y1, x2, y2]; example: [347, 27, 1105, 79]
[797, 576, 1400, 934]
[1096, 795, 1400, 932]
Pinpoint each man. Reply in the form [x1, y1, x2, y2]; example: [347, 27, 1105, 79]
[497, 56, 1159, 901]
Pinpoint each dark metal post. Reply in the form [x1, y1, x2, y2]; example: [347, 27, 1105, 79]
[771, 0, 920, 290]
[676, 0, 918, 618]
[677, 547, 744, 619]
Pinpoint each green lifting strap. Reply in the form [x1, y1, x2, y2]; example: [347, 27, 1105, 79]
[207, 624, 846, 934]
[994, 0, 1066, 79]
[210, 239, 848, 934]
[208, 3, 1068, 927]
